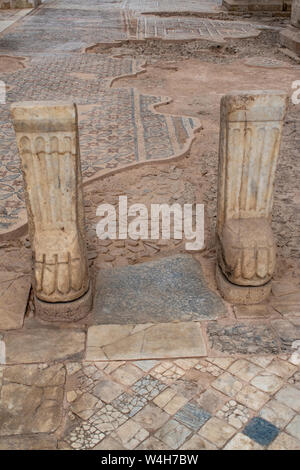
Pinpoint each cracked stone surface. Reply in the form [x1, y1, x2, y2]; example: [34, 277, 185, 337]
[207, 322, 281, 355]
[0, 364, 65, 436]
[93, 255, 227, 324]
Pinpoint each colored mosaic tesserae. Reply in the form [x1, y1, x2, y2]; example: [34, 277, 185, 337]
[216, 91, 289, 304]
[11, 102, 92, 322]
[0, 0, 299, 453]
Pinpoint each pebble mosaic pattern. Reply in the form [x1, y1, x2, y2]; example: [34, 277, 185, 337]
[52, 356, 300, 450]
[0, 54, 199, 235]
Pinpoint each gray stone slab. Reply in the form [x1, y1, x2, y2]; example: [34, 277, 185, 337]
[207, 322, 280, 354]
[93, 255, 226, 324]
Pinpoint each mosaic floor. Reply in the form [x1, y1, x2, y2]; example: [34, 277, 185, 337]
[0, 0, 299, 452]
[0, 52, 199, 236]
[0, 0, 265, 54]
[0, 353, 299, 450]
[0, 0, 268, 238]
[125, 14, 262, 42]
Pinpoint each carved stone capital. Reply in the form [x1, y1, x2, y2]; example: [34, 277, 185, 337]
[11, 102, 90, 307]
[216, 91, 288, 302]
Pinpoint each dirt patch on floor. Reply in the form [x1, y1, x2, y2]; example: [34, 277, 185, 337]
[87, 30, 293, 63]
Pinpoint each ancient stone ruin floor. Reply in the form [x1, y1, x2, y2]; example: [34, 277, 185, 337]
[0, 0, 299, 451]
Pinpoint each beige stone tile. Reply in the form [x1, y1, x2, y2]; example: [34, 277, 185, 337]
[286, 415, 300, 441]
[228, 359, 262, 382]
[86, 322, 207, 361]
[206, 357, 236, 369]
[111, 363, 144, 386]
[0, 435, 57, 450]
[137, 437, 170, 450]
[133, 360, 159, 372]
[259, 399, 295, 429]
[153, 388, 177, 409]
[251, 372, 284, 394]
[133, 403, 169, 432]
[236, 385, 269, 411]
[112, 420, 149, 450]
[4, 329, 85, 364]
[164, 394, 189, 415]
[212, 372, 243, 398]
[86, 325, 134, 361]
[93, 379, 125, 404]
[154, 419, 192, 449]
[0, 364, 65, 436]
[174, 359, 199, 370]
[99, 361, 126, 374]
[275, 385, 300, 412]
[249, 356, 274, 368]
[0, 273, 31, 331]
[180, 434, 217, 450]
[224, 433, 263, 450]
[70, 392, 102, 420]
[196, 389, 228, 414]
[93, 436, 125, 450]
[268, 432, 300, 450]
[199, 417, 236, 448]
[268, 358, 298, 378]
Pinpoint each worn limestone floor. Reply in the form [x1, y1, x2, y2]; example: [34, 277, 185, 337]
[0, 0, 299, 451]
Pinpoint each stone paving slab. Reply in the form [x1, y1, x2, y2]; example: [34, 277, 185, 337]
[86, 321, 207, 361]
[0, 272, 31, 330]
[0, 363, 65, 436]
[207, 322, 281, 355]
[1, 328, 86, 364]
[93, 255, 226, 324]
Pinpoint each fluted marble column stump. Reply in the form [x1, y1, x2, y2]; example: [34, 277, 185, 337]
[216, 91, 288, 304]
[11, 102, 92, 322]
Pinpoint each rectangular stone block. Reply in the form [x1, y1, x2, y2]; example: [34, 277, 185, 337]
[223, 0, 291, 12]
[291, 0, 300, 28]
[86, 322, 207, 361]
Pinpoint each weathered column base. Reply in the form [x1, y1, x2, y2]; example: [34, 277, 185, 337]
[35, 284, 93, 323]
[280, 26, 300, 56]
[223, 0, 291, 13]
[216, 266, 272, 305]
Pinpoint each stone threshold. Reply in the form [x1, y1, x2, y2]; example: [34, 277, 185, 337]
[86, 322, 208, 361]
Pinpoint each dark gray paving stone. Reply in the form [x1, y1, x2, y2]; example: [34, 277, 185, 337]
[207, 322, 280, 355]
[174, 403, 211, 431]
[243, 417, 280, 447]
[93, 255, 226, 324]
